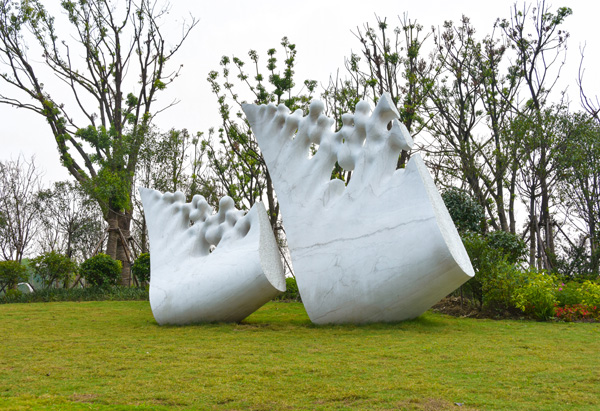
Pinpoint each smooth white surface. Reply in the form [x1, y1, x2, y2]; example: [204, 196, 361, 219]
[139, 188, 285, 325]
[243, 93, 474, 324]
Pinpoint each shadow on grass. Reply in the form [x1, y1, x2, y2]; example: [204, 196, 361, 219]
[151, 303, 451, 334]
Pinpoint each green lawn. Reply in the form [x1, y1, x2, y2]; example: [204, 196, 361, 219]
[0, 301, 598, 410]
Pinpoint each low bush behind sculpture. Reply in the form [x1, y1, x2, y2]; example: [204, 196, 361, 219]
[30, 251, 78, 289]
[80, 253, 122, 288]
[131, 253, 150, 286]
[0, 261, 28, 294]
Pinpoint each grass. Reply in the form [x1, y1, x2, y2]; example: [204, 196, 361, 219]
[1, 301, 599, 410]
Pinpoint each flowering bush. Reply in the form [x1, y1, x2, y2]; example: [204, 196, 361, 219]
[556, 281, 584, 306]
[555, 304, 600, 322]
[513, 270, 558, 320]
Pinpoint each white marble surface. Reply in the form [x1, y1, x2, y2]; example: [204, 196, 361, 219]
[243, 93, 474, 324]
[139, 188, 285, 325]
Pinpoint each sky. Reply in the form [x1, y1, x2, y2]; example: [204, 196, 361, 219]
[1, 0, 598, 184]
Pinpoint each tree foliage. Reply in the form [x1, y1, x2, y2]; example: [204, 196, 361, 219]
[205, 37, 316, 230]
[0, 0, 197, 284]
[0, 260, 27, 293]
[30, 251, 78, 289]
[555, 112, 600, 276]
[37, 180, 105, 261]
[442, 188, 485, 234]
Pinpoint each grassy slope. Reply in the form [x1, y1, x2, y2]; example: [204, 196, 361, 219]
[0, 301, 598, 410]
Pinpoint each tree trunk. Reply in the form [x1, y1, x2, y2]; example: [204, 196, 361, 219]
[265, 169, 279, 230]
[529, 195, 536, 268]
[105, 209, 133, 286]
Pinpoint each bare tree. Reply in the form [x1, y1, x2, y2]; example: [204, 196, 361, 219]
[0, 156, 42, 262]
[499, 0, 572, 269]
[37, 180, 105, 262]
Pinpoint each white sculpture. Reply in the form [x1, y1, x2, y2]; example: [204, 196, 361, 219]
[243, 93, 474, 324]
[139, 188, 285, 325]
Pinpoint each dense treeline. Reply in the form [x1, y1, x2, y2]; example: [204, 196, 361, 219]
[1, 1, 599, 317]
[201, 2, 600, 280]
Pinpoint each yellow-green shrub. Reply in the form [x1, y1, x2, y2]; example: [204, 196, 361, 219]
[513, 270, 558, 320]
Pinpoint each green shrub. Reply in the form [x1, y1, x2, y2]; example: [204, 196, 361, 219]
[481, 260, 528, 311]
[442, 188, 484, 233]
[30, 251, 78, 289]
[80, 253, 122, 288]
[556, 281, 584, 306]
[0, 261, 28, 293]
[275, 277, 301, 301]
[513, 270, 558, 320]
[131, 253, 150, 285]
[577, 280, 600, 306]
[461, 232, 506, 307]
[461, 230, 530, 311]
[0, 285, 148, 304]
[486, 230, 527, 264]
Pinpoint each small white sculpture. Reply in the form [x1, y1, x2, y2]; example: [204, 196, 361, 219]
[139, 188, 285, 325]
[243, 93, 474, 324]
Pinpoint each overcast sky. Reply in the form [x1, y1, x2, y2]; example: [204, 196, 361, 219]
[1, 0, 598, 184]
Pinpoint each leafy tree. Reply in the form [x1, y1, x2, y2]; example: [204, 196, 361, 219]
[0, 156, 42, 262]
[555, 112, 600, 276]
[323, 14, 434, 170]
[0, 260, 27, 293]
[0, 0, 197, 285]
[205, 37, 316, 229]
[442, 187, 484, 233]
[132, 127, 215, 253]
[37, 181, 105, 261]
[499, 1, 572, 269]
[424, 15, 524, 235]
[30, 251, 78, 289]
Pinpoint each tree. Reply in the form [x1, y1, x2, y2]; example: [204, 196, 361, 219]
[132, 127, 214, 254]
[205, 37, 316, 230]
[499, 0, 572, 269]
[323, 14, 435, 170]
[30, 251, 78, 289]
[423, 14, 528, 237]
[0, 260, 27, 293]
[425, 16, 489, 221]
[0, 156, 42, 262]
[555, 112, 600, 276]
[37, 180, 105, 261]
[0, 0, 197, 284]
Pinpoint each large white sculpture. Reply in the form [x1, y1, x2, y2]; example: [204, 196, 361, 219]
[243, 93, 474, 324]
[139, 188, 285, 325]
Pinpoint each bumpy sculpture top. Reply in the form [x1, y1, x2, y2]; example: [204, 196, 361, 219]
[141, 190, 250, 257]
[243, 93, 413, 210]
